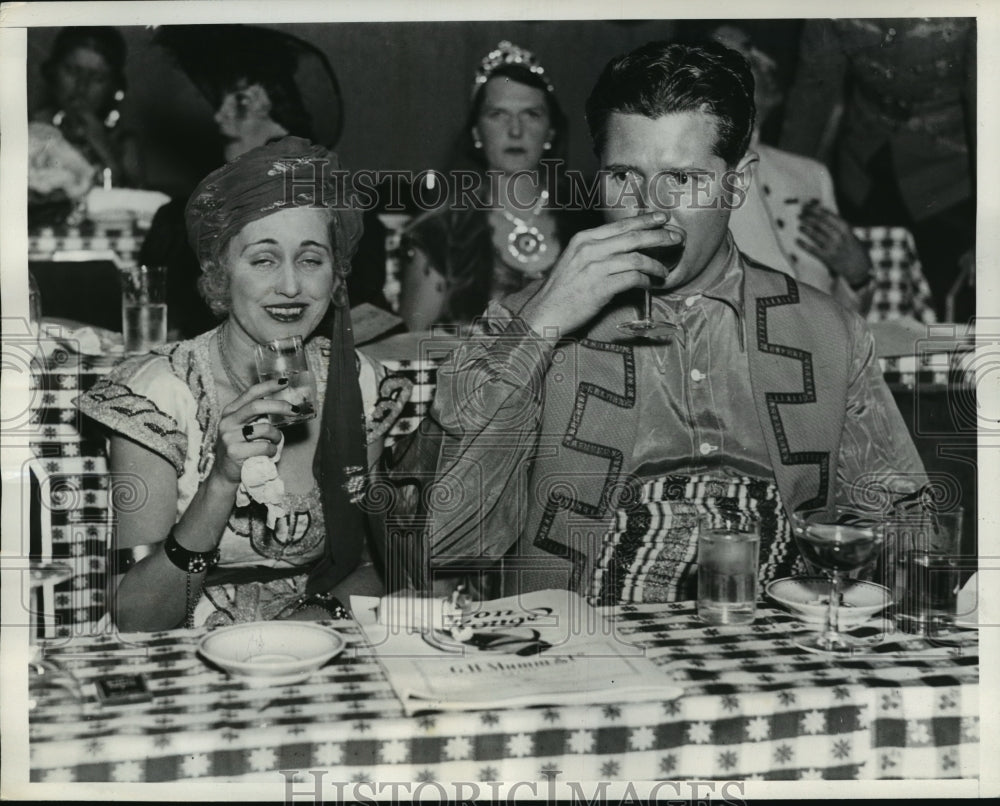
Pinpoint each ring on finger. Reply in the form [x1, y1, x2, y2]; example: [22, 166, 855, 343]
[242, 423, 255, 442]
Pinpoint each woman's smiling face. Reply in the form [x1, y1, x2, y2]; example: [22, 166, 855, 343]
[223, 207, 336, 344]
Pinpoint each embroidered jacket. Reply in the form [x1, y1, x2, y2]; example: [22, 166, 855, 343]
[409, 241, 926, 596]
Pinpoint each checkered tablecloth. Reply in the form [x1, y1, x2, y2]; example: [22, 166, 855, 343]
[28, 346, 118, 638]
[27, 604, 977, 783]
[29, 222, 145, 270]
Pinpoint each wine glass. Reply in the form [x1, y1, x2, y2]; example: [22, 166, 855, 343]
[29, 560, 74, 589]
[788, 506, 886, 654]
[27, 561, 85, 713]
[29, 653, 85, 713]
[617, 226, 686, 339]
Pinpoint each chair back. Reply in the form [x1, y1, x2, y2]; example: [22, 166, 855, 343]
[31, 257, 123, 331]
[854, 225, 937, 324]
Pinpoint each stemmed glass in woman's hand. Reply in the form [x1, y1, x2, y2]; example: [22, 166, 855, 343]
[617, 226, 686, 339]
[788, 506, 886, 655]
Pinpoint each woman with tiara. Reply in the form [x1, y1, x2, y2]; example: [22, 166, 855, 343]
[398, 41, 599, 331]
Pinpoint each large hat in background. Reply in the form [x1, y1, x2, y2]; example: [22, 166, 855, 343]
[153, 24, 343, 148]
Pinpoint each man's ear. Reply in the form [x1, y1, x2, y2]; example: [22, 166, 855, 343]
[732, 150, 758, 192]
[722, 150, 758, 210]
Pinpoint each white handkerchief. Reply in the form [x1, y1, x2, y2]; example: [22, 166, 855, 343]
[237, 434, 287, 534]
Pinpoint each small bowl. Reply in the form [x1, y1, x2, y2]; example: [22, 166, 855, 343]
[766, 576, 891, 627]
[199, 621, 345, 687]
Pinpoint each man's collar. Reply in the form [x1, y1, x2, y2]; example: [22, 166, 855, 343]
[659, 233, 745, 310]
[653, 234, 747, 349]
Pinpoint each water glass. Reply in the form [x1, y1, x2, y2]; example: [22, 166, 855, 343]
[29, 652, 85, 716]
[253, 335, 318, 426]
[119, 264, 168, 354]
[29, 270, 43, 329]
[697, 514, 761, 625]
[887, 506, 968, 636]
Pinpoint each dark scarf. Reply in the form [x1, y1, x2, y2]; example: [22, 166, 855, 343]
[309, 298, 368, 593]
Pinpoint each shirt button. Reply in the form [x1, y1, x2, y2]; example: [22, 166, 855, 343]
[685, 294, 702, 307]
[690, 369, 704, 382]
[699, 442, 717, 455]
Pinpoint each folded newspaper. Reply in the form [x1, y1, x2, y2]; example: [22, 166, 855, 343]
[350, 589, 682, 715]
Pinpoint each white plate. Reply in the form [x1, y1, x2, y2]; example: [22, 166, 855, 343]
[199, 621, 345, 687]
[766, 576, 891, 627]
[954, 573, 978, 629]
[86, 187, 169, 218]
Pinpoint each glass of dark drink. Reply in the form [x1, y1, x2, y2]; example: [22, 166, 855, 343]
[788, 506, 886, 655]
[617, 227, 686, 340]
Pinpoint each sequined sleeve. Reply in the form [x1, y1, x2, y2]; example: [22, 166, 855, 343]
[74, 352, 195, 476]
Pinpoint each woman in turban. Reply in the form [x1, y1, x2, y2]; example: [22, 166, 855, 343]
[77, 137, 409, 631]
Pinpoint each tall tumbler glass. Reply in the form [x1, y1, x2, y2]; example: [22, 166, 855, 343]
[253, 335, 318, 427]
[119, 264, 168, 354]
[697, 514, 761, 625]
[888, 506, 968, 636]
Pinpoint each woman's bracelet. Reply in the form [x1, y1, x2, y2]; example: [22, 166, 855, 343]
[290, 591, 350, 620]
[163, 528, 221, 574]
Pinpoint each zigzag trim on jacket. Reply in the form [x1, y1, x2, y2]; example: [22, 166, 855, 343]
[755, 272, 829, 510]
[532, 338, 636, 584]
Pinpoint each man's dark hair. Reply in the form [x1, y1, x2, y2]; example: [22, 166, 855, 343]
[585, 40, 756, 166]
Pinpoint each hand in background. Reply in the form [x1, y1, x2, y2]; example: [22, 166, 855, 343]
[59, 103, 123, 179]
[796, 202, 873, 288]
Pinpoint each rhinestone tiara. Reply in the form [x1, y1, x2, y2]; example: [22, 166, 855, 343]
[473, 40, 555, 97]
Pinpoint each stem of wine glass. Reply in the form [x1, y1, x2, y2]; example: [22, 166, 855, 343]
[824, 572, 842, 642]
[643, 289, 653, 323]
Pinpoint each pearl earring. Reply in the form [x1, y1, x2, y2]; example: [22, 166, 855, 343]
[473, 138, 483, 149]
[114, 89, 125, 103]
[543, 141, 552, 151]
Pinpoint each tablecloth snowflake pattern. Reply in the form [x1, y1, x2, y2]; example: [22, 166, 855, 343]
[29, 351, 116, 638]
[28, 604, 978, 783]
